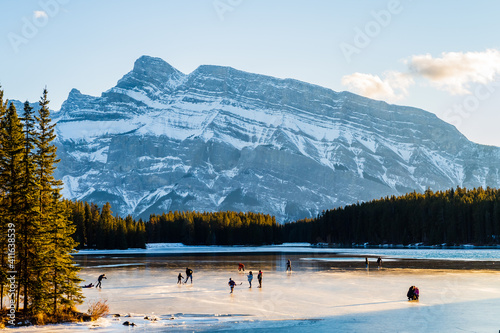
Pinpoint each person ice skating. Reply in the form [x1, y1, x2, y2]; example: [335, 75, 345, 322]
[365, 257, 369, 269]
[257, 270, 263, 288]
[228, 278, 237, 293]
[96, 274, 106, 288]
[238, 263, 245, 272]
[177, 273, 184, 284]
[247, 271, 253, 288]
[286, 259, 292, 272]
[185, 267, 193, 284]
[377, 257, 382, 269]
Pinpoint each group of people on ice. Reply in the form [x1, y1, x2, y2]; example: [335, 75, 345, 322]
[177, 267, 194, 284]
[229, 268, 263, 293]
[365, 257, 383, 269]
[228, 259, 291, 293]
[84, 257, 420, 301]
[227, 270, 261, 294]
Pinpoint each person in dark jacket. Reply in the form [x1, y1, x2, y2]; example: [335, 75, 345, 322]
[185, 267, 193, 283]
[407, 286, 414, 300]
[257, 270, 263, 288]
[228, 278, 237, 293]
[96, 274, 106, 288]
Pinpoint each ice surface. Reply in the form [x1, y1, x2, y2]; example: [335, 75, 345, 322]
[9, 247, 500, 332]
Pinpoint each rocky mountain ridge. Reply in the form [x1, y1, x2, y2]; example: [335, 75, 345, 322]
[52, 55, 500, 221]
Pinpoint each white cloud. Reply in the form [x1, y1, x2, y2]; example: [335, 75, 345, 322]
[33, 10, 48, 19]
[341, 71, 413, 102]
[407, 49, 500, 95]
[341, 49, 500, 101]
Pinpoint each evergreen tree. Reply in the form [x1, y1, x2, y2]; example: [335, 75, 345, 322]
[0, 89, 12, 309]
[0, 103, 25, 310]
[0, 86, 8, 309]
[42, 192, 83, 315]
[32, 89, 82, 316]
[19, 101, 40, 312]
[35, 89, 60, 221]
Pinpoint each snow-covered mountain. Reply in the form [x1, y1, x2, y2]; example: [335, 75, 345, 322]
[8, 100, 41, 113]
[53, 55, 500, 222]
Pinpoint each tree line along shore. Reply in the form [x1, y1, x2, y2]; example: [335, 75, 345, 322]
[67, 186, 500, 249]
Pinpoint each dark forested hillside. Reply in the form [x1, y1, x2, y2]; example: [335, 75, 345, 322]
[283, 187, 500, 246]
[66, 201, 279, 248]
[69, 186, 500, 248]
[146, 211, 279, 245]
[65, 200, 147, 250]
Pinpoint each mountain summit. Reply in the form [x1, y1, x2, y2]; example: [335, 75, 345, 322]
[114, 55, 187, 94]
[54, 56, 500, 221]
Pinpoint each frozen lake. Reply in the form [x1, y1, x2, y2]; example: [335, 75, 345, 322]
[9, 245, 500, 332]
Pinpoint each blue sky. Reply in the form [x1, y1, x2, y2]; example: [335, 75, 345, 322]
[1, 0, 500, 145]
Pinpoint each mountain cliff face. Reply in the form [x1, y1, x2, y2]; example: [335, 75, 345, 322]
[53, 55, 500, 222]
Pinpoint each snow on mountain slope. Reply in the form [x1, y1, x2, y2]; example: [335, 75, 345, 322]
[53, 56, 500, 222]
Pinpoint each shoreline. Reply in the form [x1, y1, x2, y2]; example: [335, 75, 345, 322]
[74, 252, 500, 271]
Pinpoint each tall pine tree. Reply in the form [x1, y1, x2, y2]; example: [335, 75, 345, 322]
[0, 88, 10, 309]
[43, 192, 83, 315]
[19, 101, 40, 313]
[0, 103, 25, 310]
[32, 89, 83, 316]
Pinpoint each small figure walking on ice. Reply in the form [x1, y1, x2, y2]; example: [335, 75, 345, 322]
[365, 257, 369, 269]
[247, 271, 253, 288]
[377, 257, 382, 269]
[286, 259, 292, 272]
[96, 274, 106, 289]
[228, 278, 237, 293]
[177, 273, 184, 284]
[257, 270, 263, 288]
